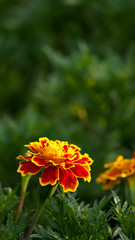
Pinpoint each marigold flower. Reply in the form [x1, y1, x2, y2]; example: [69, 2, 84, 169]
[17, 137, 93, 192]
[96, 154, 135, 190]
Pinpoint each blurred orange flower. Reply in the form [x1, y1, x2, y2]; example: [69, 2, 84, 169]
[96, 154, 135, 190]
[17, 137, 93, 192]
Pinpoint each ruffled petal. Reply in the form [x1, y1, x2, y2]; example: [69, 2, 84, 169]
[59, 168, 78, 192]
[64, 162, 74, 169]
[103, 178, 121, 190]
[32, 156, 50, 168]
[17, 161, 42, 176]
[16, 155, 33, 161]
[39, 137, 49, 148]
[73, 158, 92, 165]
[70, 144, 81, 151]
[70, 164, 91, 182]
[25, 142, 44, 154]
[107, 168, 123, 180]
[39, 166, 59, 186]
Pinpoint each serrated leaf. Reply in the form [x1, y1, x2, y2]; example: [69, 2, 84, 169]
[113, 227, 122, 237]
[119, 231, 129, 240]
[122, 201, 128, 213]
[30, 233, 42, 238]
[111, 190, 121, 213]
[7, 214, 14, 232]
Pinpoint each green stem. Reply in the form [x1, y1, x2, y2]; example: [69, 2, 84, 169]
[25, 184, 58, 240]
[15, 174, 31, 223]
[127, 175, 135, 205]
[25, 200, 46, 240]
[124, 175, 135, 205]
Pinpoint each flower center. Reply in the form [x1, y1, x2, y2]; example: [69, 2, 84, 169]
[44, 143, 64, 164]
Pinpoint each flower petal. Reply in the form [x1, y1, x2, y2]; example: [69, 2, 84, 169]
[107, 168, 123, 180]
[39, 137, 49, 148]
[16, 155, 33, 161]
[59, 168, 78, 192]
[103, 178, 121, 190]
[17, 161, 42, 176]
[25, 142, 44, 154]
[70, 144, 81, 151]
[71, 164, 91, 182]
[32, 156, 50, 168]
[73, 158, 92, 165]
[39, 166, 59, 186]
[64, 162, 74, 169]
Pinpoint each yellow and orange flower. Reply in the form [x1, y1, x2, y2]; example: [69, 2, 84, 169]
[96, 154, 135, 190]
[17, 137, 93, 192]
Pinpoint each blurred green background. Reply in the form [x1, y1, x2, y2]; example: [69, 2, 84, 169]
[0, 0, 135, 202]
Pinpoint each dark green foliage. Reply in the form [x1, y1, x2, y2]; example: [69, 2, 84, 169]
[0, 184, 27, 240]
[31, 192, 113, 240]
[30, 191, 135, 240]
[0, 185, 134, 239]
[112, 190, 135, 240]
[0, 213, 27, 240]
[0, 184, 19, 222]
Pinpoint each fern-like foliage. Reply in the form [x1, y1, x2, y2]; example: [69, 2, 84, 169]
[0, 213, 27, 240]
[31, 192, 113, 240]
[0, 183, 28, 240]
[0, 183, 19, 223]
[112, 190, 135, 240]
